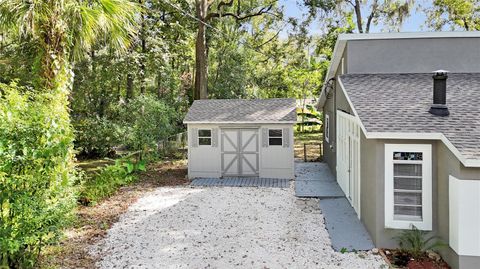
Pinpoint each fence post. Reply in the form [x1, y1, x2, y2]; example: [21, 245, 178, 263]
[320, 143, 323, 159]
[304, 144, 307, 162]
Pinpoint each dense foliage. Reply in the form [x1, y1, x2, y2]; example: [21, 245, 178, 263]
[0, 83, 77, 268]
[119, 95, 179, 153]
[0, 0, 474, 267]
[80, 158, 146, 205]
[74, 117, 122, 158]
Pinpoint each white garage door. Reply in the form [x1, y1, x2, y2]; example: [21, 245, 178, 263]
[221, 129, 259, 177]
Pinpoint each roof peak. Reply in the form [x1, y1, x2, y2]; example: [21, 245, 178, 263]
[184, 98, 297, 124]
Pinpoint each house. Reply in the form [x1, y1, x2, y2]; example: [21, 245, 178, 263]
[318, 32, 480, 269]
[183, 98, 296, 179]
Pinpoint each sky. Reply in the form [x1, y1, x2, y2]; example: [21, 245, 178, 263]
[279, 0, 431, 36]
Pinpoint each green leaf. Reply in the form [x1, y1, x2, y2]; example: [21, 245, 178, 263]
[136, 160, 146, 172]
[125, 162, 134, 174]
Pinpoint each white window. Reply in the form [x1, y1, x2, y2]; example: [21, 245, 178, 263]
[385, 144, 432, 230]
[325, 114, 330, 143]
[268, 129, 283, 146]
[198, 129, 212, 146]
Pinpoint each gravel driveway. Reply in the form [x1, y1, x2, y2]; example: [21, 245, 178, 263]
[92, 186, 386, 268]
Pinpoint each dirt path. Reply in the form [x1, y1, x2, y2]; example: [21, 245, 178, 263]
[39, 160, 188, 269]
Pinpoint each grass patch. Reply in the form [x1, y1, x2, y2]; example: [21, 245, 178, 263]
[294, 131, 323, 161]
[77, 158, 115, 175]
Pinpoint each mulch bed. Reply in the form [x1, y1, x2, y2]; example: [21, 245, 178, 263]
[39, 160, 189, 269]
[380, 249, 451, 269]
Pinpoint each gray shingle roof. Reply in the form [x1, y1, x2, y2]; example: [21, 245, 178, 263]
[184, 98, 297, 123]
[340, 73, 480, 161]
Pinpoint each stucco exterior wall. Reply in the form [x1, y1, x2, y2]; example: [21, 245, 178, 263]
[347, 38, 480, 74]
[321, 35, 480, 269]
[359, 137, 480, 269]
[187, 123, 294, 179]
[322, 49, 353, 177]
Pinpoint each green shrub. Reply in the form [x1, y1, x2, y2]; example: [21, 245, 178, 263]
[79, 159, 146, 205]
[73, 117, 121, 158]
[0, 82, 77, 268]
[393, 225, 445, 258]
[119, 95, 177, 154]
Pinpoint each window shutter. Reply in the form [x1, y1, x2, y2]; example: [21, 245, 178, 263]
[282, 128, 290, 148]
[262, 128, 268, 147]
[190, 128, 198, 147]
[212, 128, 218, 147]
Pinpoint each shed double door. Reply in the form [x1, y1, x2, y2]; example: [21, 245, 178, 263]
[336, 110, 361, 217]
[221, 129, 259, 177]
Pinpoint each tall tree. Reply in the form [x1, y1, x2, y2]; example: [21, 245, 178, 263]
[426, 0, 480, 31]
[305, 0, 414, 33]
[194, 0, 274, 99]
[0, 0, 139, 92]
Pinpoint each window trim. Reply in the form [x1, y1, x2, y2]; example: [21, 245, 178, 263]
[384, 144, 432, 230]
[198, 129, 212, 146]
[268, 129, 283, 146]
[325, 114, 330, 143]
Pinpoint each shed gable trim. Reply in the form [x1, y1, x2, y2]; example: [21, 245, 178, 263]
[184, 121, 297, 124]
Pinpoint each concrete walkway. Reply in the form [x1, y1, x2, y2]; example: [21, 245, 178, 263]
[294, 162, 375, 251]
[295, 162, 344, 198]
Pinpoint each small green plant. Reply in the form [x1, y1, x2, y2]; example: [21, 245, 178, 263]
[393, 225, 446, 258]
[79, 158, 146, 205]
[340, 247, 348, 253]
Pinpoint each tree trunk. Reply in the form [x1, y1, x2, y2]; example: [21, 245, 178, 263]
[354, 0, 364, 33]
[126, 73, 134, 102]
[139, 0, 146, 95]
[194, 0, 208, 100]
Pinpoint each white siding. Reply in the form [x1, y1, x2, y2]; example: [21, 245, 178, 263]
[259, 124, 295, 179]
[449, 175, 480, 256]
[187, 124, 221, 178]
[187, 123, 294, 179]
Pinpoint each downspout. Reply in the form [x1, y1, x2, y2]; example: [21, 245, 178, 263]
[332, 78, 337, 152]
[324, 77, 336, 151]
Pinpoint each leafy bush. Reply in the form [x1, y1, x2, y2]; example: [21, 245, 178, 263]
[119, 95, 177, 153]
[79, 159, 146, 205]
[393, 225, 445, 258]
[73, 117, 121, 158]
[0, 82, 77, 268]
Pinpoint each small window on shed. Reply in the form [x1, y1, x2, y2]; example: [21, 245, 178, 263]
[268, 129, 283, 146]
[198, 129, 211, 146]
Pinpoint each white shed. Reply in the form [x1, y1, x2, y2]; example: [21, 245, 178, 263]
[183, 98, 297, 179]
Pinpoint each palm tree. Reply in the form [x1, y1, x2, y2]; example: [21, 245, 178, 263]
[0, 1, 139, 267]
[0, 0, 140, 91]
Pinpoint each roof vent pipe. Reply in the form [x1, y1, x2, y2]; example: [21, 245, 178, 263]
[429, 70, 449, 116]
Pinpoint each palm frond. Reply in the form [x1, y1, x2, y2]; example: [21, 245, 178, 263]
[70, 0, 140, 59]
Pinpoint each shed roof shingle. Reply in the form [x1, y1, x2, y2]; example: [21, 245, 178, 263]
[340, 73, 480, 161]
[184, 98, 297, 123]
